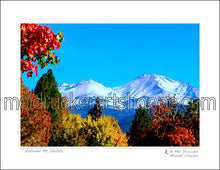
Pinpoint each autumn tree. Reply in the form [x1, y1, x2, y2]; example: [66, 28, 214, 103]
[83, 98, 128, 146]
[21, 81, 51, 146]
[20, 23, 64, 146]
[61, 112, 86, 146]
[21, 24, 64, 77]
[137, 97, 196, 146]
[82, 115, 128, 146]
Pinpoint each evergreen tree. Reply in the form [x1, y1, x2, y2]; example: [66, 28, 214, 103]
[185, 98, 200, 117]
[34, 69, 62, 124]
[88, 97, 102, 120]
[34, 69, 64, 146]
[185, 98, 200, 145]
[129, 105, 152, 145]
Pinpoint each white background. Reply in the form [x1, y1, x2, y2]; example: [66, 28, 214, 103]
[1, 1, 219, 169]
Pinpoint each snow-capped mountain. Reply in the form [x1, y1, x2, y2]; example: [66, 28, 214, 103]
[60, 74, 199, 133]
[58, 74, 199, 100]
[59, 79, 112, 98]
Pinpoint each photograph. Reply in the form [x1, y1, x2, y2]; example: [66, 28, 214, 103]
[21, 23, 200, 147]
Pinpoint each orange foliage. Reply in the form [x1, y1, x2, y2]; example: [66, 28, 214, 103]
[186, 113, 200, 146]
[21, 81, 52, 146]
[140, 100, 196, 146]
[165, 126, 195, 146]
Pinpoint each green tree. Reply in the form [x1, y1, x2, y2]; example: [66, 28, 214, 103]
[88, 97, 102, 120]
[129, 105, 152, 145]
[185, 98, 200, 118]
[34, 69, 62, 124]
[34, 69, 63, 146]
[185, 98, 200, 145]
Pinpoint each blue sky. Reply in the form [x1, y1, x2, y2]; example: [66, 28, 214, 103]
[22, 23, 199, 90]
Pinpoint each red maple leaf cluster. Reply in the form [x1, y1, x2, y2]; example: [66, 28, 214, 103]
[21, 24, 61, 77]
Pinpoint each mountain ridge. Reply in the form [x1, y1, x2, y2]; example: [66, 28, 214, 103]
[58, 74, 199, 100]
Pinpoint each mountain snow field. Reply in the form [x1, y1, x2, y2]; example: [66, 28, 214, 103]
[59, 74, 199, 101]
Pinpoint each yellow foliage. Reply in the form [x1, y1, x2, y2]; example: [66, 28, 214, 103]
[62, 113, 83, 135]
[57, 105, 128, 146]
[61, 111, 86, 146]
[82, 115, 128, 146]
